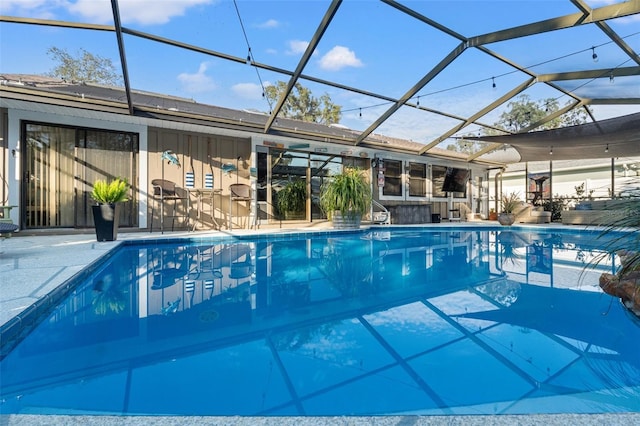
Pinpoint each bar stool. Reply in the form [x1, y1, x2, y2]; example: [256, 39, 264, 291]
[229, 184, 254, 230]
[150, 179, 189, 233]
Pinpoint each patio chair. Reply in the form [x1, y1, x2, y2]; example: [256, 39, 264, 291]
[150, 179, 189, 233]
[229, 183, 255, 230]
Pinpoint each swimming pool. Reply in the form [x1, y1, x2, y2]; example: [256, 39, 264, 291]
[1, 226, 639, 415]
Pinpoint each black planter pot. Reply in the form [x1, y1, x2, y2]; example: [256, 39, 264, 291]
[92, 203, 120, 241]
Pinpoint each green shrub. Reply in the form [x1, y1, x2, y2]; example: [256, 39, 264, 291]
[91, 178, 130, 204]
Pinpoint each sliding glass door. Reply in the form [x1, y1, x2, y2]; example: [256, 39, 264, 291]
[23, 122, 138, 228]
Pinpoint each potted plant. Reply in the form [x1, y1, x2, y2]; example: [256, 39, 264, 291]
[91, 177, 130, 241]
[276, 179, 307, 220]
[488, 208, 498, 221]
[498, 191, 521, 226]
[319, 167, 372, 229]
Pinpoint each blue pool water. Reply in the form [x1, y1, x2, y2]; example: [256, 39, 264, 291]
[1, 227, 639, 416]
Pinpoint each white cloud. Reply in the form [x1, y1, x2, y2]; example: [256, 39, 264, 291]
[0, 0, 62, 18]
[584, 1, 640, 22]
[615, 14, 640, 24]
[68, 0, 213, 26]
[286, 40, 309, 55]
[231, 82, 264, 100]
[318, 46, 363, 71]
[177, 62, 216, 93]
[257, 19, 279, 29]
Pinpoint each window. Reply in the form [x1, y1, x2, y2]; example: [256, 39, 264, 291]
[382, 160, 402, 196]
[408, 162, 426, 197]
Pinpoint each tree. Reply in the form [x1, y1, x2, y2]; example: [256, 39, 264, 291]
[493, 94, 590, 133]
[446, 94, 590, 152]
[264, 81, 342, 125]
[46, 47, 122, 86]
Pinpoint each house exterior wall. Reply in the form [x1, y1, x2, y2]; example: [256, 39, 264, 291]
[1, 98, 493, 229]
[147, 128, 251, 230]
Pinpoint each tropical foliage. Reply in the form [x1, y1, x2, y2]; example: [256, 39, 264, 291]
[594, 198, 640, 277]
[319, 167, 372, 219]
[500, 191, 521, 214]
[584, 177, 640, 316]
[276, 179, 307, 216]
[91, 178, 130, 204]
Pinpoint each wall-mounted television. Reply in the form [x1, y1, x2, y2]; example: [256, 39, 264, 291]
[441, 167, 470, 194]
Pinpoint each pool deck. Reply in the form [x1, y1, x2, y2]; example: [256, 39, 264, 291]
[1, 222, 639, 425]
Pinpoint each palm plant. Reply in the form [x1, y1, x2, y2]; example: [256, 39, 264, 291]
[319, 167, 372, 220]
[587, 178, 640, 316]
[500, 191, 521, 213]
[599, 206, 640, 277]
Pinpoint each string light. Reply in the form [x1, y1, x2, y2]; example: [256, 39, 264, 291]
[341, 34, 636, 116]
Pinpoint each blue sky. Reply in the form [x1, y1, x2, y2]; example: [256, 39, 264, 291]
[1, 0, 639, 145]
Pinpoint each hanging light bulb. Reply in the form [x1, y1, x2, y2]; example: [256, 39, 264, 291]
[605, 144, 609, 153]
[246, 48, 252, 64]
[492, 77, 496, 90]
[549, 146, 553, 156]
[359, 108, 362, 118]
[416, 96, 420, 106]
[609, 72, 614, 83]
[591, 46, 598, 63]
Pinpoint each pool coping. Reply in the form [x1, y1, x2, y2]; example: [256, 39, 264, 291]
[2, 413, 640, 425]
